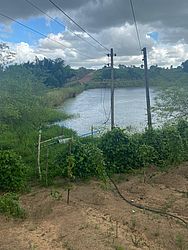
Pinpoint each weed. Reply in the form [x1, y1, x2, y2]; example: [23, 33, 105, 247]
[50, 189, 62, 200]
[114, 245, 125, 250]
[29, 242, 38, 250]
[161, 196, 176, 212]
[175, 234, 187, 250]
[153, 230, 160, 238]
[0, 193, 26, 218]
[79, 223, 89, 230]
[131, 235, 143, 248]
[63, 241, 75, 250]
[129, 217, 137, 231]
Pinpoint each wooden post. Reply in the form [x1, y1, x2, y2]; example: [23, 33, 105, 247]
[45, 146, 49, 186]
[91, 125, 94, 137]
[67, 189, 70, 204]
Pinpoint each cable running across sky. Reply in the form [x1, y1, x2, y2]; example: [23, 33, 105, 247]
[129, 0, 142, 52]
[24, 0, 105, 53]
[0, 12, 98, 60]
[49, 0, 110, 52]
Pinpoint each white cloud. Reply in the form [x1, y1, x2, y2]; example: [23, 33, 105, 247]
[148, 43, 188, 67]
[1, 1, 188, 68]
[13, 42, 38, 63]
[5, 24, 188, 69]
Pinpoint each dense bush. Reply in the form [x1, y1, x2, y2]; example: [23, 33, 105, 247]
[0, 150, 27, 191]
[142, 126, 183, 166]
[99, 125, 185, 172]
[176, 119, 188, 160]
[99, 128, 141, 173]
[56, 140, 106, 180]
[0, 193, 26, 218]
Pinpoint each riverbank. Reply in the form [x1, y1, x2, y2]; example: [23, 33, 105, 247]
[45, 79, 160, 109]
[45, 84, 86, 107]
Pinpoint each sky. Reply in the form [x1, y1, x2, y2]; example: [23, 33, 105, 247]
[0, 0, 188, 68]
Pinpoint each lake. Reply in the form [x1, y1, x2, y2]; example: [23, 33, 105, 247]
[58, 87, 156, 135]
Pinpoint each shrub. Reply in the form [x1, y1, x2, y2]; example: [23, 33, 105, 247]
[0, 150, 27, 191]
[142, 126, 183, 167]
[0, 193, 26, 218]
[99, 128, 141, 173]
[138, 144, 157, 167]
[56, 140, 106, 180]
[176, 119, 188, 160]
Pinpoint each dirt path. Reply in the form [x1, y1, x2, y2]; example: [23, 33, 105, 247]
[0, 164, 188, 250]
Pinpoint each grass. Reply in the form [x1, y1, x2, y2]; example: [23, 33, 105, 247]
[45, 85, 86, 107]
[175, 234, 187, 250]
[114, 245, 125, 250]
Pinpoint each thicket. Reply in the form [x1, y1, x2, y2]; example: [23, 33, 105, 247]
[98, 124, 186, 173]
[0, 193, 26, 218]
[43, 120, 188, 184]
[0, 65, 76, 185]
[0, 150, 27, 191]
[56, 140, 106, 180]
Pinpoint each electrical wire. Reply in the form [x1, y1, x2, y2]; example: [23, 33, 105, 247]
[23, 0, 104, 53]
[129, 0, 142, 52]
[49, 0, 110, 52]
[0, 12, 96, 60]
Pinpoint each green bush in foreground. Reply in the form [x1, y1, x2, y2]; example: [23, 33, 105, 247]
[99, 128, 141, 173]
[100, 124, 186, 173]
[0, 150, 27, 191]
[56, 140, 106, 180]
[142, 126, 183, 166]
[0, 193, 26, 218]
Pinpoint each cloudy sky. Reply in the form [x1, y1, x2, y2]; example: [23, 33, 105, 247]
[0, 0, 188, 68]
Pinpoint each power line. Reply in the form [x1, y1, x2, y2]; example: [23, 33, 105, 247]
[129, 0, 142, 52]
[23, 0, 104, 52]
[49, 0, 110, 52]
[0, 12, 96, 60]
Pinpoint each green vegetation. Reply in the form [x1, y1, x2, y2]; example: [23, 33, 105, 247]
[56, 140, 106, 180]
[153, 86, 188, 121]
[0, 64, 76, 188]
[45, 84, 86, 107]
[92, 63, 188, 88]
[1, 48, 188, 221]
[0, 150, 27, 191]
[23, 57, 93, 88]
[0, 193, 26, 218]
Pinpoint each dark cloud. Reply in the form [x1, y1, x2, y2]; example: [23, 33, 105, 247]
[1, 0, 188, 32]
[72, 0, 188, 32]
[0, 0, 88, 23]
[1, 0, 188, 68]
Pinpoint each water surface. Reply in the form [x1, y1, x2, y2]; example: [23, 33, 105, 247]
[58, 88, 156, 134]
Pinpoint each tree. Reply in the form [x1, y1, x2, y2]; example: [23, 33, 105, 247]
[181, 60, 188, 73]
[0, 43, 16, 69]
[153, 86, 188, 121]
[23, 57, 75, 87]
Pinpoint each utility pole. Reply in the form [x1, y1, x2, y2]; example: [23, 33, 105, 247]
[37, 129, 42, 181]
[142, 47, 152, 129]
[108, 48, 116, 130]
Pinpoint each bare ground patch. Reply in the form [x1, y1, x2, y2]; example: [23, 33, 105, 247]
[0, 164, 188, 250]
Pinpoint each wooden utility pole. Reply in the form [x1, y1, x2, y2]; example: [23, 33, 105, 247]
[109, 48, 116, 130]
[142, 47, 152, 129]
[37, 129, 42, 181]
